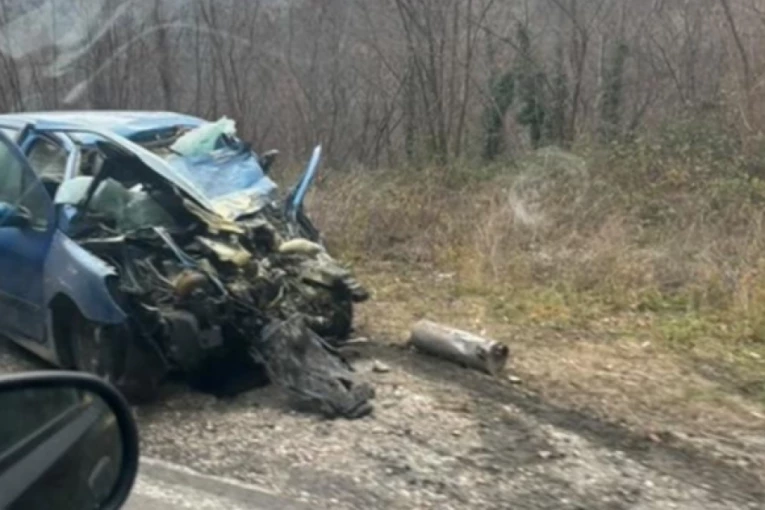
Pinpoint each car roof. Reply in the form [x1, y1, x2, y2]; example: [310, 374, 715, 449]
[0, 111, 205, 139]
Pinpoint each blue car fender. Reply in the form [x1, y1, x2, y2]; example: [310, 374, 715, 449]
[286, 145, 322, 222]
[43, 231, 127, 325]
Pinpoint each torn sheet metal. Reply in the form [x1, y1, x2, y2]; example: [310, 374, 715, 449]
[48, 113, 372, 419]
[68, 191, 372, 417]
[212, 188, 272, 221]
[196, 237, 252, 266]
[168, 151, 277, 203]
[183, 198, 245, 235]
[166, 117, 278, 204]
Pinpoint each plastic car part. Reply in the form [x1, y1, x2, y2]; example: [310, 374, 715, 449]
[196, 236, 252, 266]
[251, 315, 374, 419]
[170, 116, 236, 157]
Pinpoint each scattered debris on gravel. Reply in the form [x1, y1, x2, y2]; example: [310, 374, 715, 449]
[1, 329, 763, 509]
[136, 341, 765, 510]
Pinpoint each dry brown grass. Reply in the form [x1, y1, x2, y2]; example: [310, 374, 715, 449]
[304, 132, 765, 415]
[345, 261, 765, 443]
[310, 153, 764, 308]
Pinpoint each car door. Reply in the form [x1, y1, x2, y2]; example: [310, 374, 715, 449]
[0, 132, 56, 341]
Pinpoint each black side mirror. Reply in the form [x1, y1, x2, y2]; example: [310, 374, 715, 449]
[0, 371, 139, 510]
[259, 149, 280, 174]
[0, 203, 32, 229]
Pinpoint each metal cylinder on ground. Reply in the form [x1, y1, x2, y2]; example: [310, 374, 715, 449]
[410, 320, 509, 376]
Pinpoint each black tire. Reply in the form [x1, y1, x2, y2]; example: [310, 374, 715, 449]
[69, 314, 161, 403]
[308, 286, 354, 343]
[327, 296, 353, 342]
[70, 316, 126, 382]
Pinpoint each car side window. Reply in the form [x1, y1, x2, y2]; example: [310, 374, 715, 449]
[0, 136, 51, 228]
[26, 137, 68, 182]
[0, 388, 81, 453]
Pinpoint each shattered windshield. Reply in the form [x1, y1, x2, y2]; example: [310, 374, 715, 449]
[113, 118, 277, 202]
[161, 121, 276, 201]
[166, 150, 274, 201]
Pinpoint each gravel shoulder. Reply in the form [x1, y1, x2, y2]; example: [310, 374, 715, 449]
[137, 341, 765, 509]
[1, 334, 763, 509]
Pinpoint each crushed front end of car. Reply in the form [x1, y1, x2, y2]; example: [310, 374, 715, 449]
[54, 123, 373, 419]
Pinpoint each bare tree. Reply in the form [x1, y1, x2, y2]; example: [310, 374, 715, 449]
[719, 0, 754, 128]
[0, 0, 761, 166]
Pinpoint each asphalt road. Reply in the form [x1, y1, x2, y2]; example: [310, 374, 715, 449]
[1, 337, 763, 509]
[126, 458, 306, 510]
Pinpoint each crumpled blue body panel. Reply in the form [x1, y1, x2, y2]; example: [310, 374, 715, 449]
[166, 150, 277, 201]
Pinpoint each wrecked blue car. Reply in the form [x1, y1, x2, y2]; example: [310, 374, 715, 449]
[0, 112, 371, 415]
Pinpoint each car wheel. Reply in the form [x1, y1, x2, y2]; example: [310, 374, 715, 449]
[70, 317, 126, 383]
[306, 286, 354, 343]
[69, 315, 160, 402]
[327, 296, 353, 342]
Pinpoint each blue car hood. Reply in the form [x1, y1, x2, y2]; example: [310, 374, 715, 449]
[165, 149, 278, 220]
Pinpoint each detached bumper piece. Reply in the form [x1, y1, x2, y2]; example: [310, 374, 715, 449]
[254, 315, 375, 420]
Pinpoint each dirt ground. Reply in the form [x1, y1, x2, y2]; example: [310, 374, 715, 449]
[1, 264, 764, 509]
[135, 338, 764, 509]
